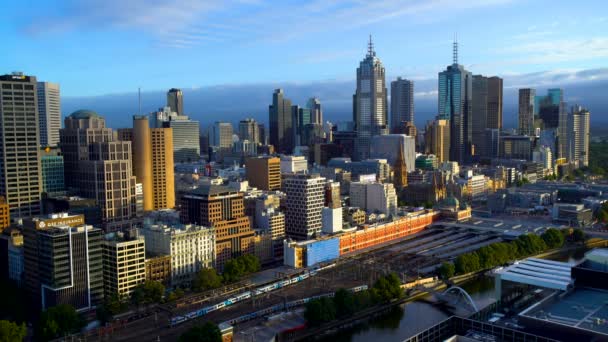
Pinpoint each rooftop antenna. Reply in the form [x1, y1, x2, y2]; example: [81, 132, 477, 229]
[368, 34, 375, 57]
[138, 87, 141, 116]
[453, 33, 458, 65]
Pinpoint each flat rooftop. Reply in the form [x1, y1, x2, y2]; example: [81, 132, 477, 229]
[521, 288, 608, 336]
[495, 258, 573, 291]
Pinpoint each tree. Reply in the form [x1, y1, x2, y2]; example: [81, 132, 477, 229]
[455, 253, 481, 274]
[132, 281, 165, 305]
[304, 297, 336, 326]
[37, 304, 84, 341]
[373, 273, 403, 302]
[178, 322, 222, 342]
[573, 228, 586, 242]
[0, 320, 26, 342]
[541, 228, 565, 249]
[437, 262, 455, 280]
[192, 268, 222, 292]
[334, 288, 356, 318]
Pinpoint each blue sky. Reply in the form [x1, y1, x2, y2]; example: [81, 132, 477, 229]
[2, 0, 607, 97]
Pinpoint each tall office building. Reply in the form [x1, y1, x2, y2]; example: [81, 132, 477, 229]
[151, 128, 175, 210]
[23, 214, 103, 311]
[132, 116, 153, 211]
[246, 156, 281, 191]
[518, 88, 536, 136]
[293, 105, 312, 145]
[353, 36, 388, 160]
[211, 122, 234, 149]
[568, 106, 590, 168]
[37, 82, 61, 147]
[438, 41, 472, 164]
[424, 119, 450, 163]
[167, 88, 184, 116]
[471, 75, 503, 155]
[0, 73, 43, 218]
[269, 89, 293, 154]
[180, 185, 255, 270]
[60, 110, 114, 189]
[471, 75, 488, 155]
[150, 106, 200, 163]
[102, 231, 146, 298]
[80, 141, 138, 232]
[283, 174, 326, 240]
[390, 77, 414, 132]
[238, 118, 260, 144]
[486, 77, 503, 130]
[307, 97, 323, 125]
[536, 89, 567, 159]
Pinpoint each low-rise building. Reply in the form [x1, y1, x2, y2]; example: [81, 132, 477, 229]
[102, 230, 146, 298]
[280, 155, 308, 174]
[145, 255, 171, 286]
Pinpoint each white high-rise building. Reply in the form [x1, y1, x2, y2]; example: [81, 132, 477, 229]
[37, 82, 61, 147]
[283, 174, 326, 240]
[354, 36, 388, 160]
[568, 106, 590, 168]
[280, 155, 308, 174]
[533, 145, 553, 175]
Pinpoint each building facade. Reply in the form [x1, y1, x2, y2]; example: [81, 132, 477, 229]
[167, 88, 184, 116]
[102, 231, 146, 298]
[568, 106, 590, 168]
[238, 118, 260, 144]
[283, 174, 326, 240]
[369, 134, 415, 172]
[0, 73, 43, 218]
[424, 119, 450, 163]
[37, 81, 61, 147]
[390, 77, 414, 132]
[180, 185, 255, 270]
[246, 156, 281, 191]
[438, 42, 472, 164]
[353, 37, 388, 160]
[269, 89, 293, 154]
[518, 88, 536, 136]
[41, 147, 65, 195]
[150, 106, 200, 163]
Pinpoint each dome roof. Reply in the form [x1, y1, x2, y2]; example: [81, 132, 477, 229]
[69, 109, 101, 119]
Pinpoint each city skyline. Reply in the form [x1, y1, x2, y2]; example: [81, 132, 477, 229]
[2, 1, 606, 97]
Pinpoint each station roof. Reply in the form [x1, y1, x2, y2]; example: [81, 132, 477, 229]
[495, 258, 573, 291]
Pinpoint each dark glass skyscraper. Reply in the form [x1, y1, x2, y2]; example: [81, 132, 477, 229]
[390, 77, 414, 132]
[269, 89, 293, 154]
[166, 88, 184, 116]
[518, 88, 536, 136]
[353, 36, 388, 160]
[438, 41, 472, 164]
[536, 88, 567, 159]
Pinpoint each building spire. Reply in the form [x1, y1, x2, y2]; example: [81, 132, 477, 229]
[453, 33, 458, 65]
[367, 34, 375, 57]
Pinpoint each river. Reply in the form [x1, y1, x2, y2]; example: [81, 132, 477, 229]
[317, 247, 588, 342]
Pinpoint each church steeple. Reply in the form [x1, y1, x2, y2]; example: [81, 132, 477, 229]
[393, 146, 408, 189]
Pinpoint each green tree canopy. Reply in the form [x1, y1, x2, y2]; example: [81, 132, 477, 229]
[0, 320, 26, 342]
[304, 297, 336, 326]
[541, 228, 565, 249]
[373, 273, 403, 302]
[132, 281, 165, 305]
[438, 262, 455, 280]
[37, 304, 84, 341]
[178, 322, 222, 342]
[192, 268, 222, 292]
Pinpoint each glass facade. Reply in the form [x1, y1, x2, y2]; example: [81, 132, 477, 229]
[41, 155, 65, 194]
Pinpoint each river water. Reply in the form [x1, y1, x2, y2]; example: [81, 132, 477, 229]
[318, 247, 588, 342]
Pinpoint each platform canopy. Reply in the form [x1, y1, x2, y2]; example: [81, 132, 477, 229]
[495, 258, 573, 291]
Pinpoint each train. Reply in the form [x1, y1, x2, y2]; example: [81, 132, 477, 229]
[221, 285, 369, 326]
[169, 262, 337, 326]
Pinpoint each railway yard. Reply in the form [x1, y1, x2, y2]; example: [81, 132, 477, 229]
[84, 219, 548, 341]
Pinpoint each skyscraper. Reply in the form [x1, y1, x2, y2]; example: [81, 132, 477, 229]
[167, 88, 184, 116]
[150, 106, 200, 163]
[293, 105, 311, 146]
[37, 82, 61, 147]
[390, 77, 414, 132]
[132, 116, 153, 211]
[424, 119, 450, 163]
[269, 89, 293, 154]
[471, 75, 488, 155]
[283, 174, 326, 240]
[246, 156, 281, 191]
[353, 36, 388, 160]
[486, 76, 503, 130]
[211, 122, 234, 149]
[150, 128, 175, 210]
[238, 118, 260, 144]
[518, 88, 536, 136]
[0, 73, 43, 218]
[536, 89, 567, 159]
[438, 40, 472, 164]
[568, 106, 590, 168]
[307, 97, 323, 125]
